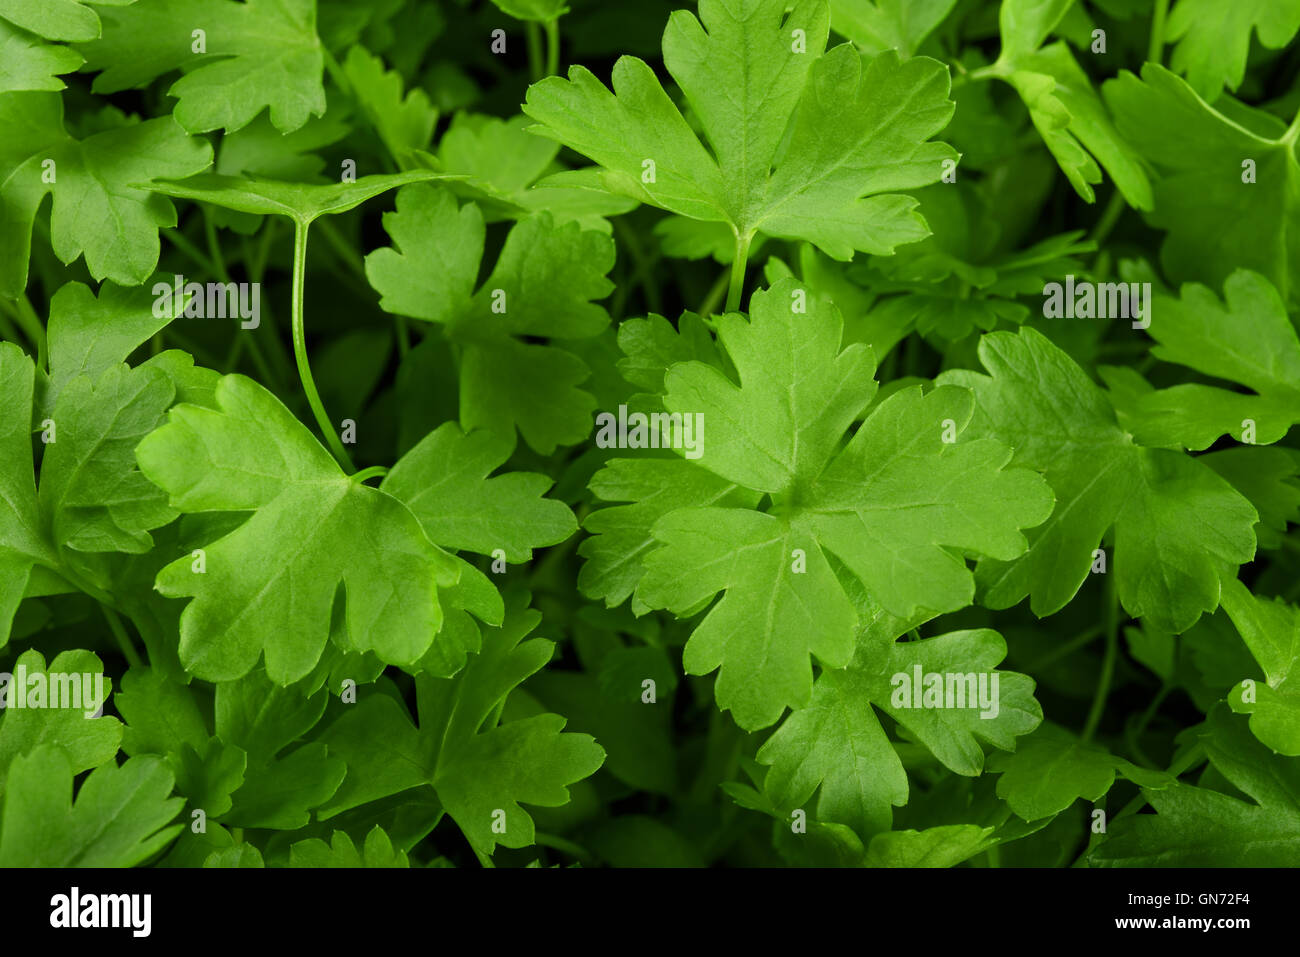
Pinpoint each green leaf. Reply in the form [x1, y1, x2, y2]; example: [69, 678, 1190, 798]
[81, 0, 326, 133]
[487, 0, 567, 23]
[318, 598, 605, 856]
[587, 279, 1051, 729]
[1219, 578, 1300, 756]
[214, 670, 343, 828]
[524, 0, 957, 260]
[0, 18, 84, 93]
[0, 0, 118, 42]
[0, 649, 122, 796]
[827, 0, 957, 55]
[0, 745, 184, 866]
[1103, 64, 1300, 301]
[988, 722, 1170, 820]
[1092, 706, 1300, 866]
[341, 45, 437, 167]
[288, 825, 409, 867]
[863, 824, 995, 867]
[0, 284, 192, 638]
[135, 373, 463, 683]
[760, 628, 1039, 837]
[381, 422, 577, 562]
[986, 0, 1153, 208]
[365, 184, 615, 453]
[940, 327, 1258, 633]
[204, 842, 264, 867]
[116, 667, 247, 817]
[435, 113, 636, 231]
[0, 91, 212, 296]
[0, 344, 52, 644]
[140, 169, 449, 228]
[1131, 270, 1300, 449]
[580, 458, 759, 612]
[1166, 0, 1300, 100]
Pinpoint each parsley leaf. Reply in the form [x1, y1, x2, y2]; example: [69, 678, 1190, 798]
[588, 278, 1051, 729]
[941, 327, 1258, 632]
[318, 597, 605, 855]
[0, 745, 184, 866]
[81, 0, 327, 133]
[365, 184, 615, 453]
[135, 373, 463, 683]
[1092, 706, 1300, 866]
[0, 91, 212, 296]
[524, 0, 958, 261]
[1129, 270, 1300, 449]
[1104, 64, 1300, 301]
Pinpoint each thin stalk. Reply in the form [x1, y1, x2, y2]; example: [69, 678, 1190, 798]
[1081, 578, 1120, 743]
[320, 44, 352, 99]
[535, 832, 592, 863]
[698, 269, 729, 318]
[1088, 189, 1127, 248]
[12, 294, 48, 371]
[290, 222, 355, 471]
[242, 221, 296, 392]
[544, 18, 561, 77]
[526, 23, 544, 82]
[612, 218, 663, 315]
[351, 466, 389, 484]
[314, 219, 368, 282]
[1148, 0, 1170, 64]
[394, 317, 411, 357]
[1126, 683, 1171, 768]
[1023, 623, 1104, 672]
[162, 228, 220, 276]
[0, 303, 25, 347]
[99, 604, 143, 669]
[206, 210, 275, 383]
[725, 232, 754, 313]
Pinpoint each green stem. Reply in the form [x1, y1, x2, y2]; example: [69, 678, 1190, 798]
[535, 831, 591, 863]
[1126, 683, 1171, 768]
[725, 232, 754, 313]
[698, 269, 730, 318]
[1088, 189, 1127, 248]
[612, 218, 663, 315]
[12, 294, 48, 371]
[544, 18, 561, 77]
[0, 302, 25, 346]
[351, 466, 389, 484]
[290, 221, 355, 471]
[1282, 104, 1300, 148]
[204, 209, 230, 282]
[1081, 578, 1120, 743]
[526, 23, 544, 82]
[99, 604, 143, 669]
[1112, 743, 1207, 822]
[688, 707, 743, 804]
[1148, 0, 1170, 64]
[1023, 623, 1104, 672]
[321, 44, 352, 98]
[206, 210, 271, 382]
[162, 228, 220, 277]
[314, 219, 368, 282]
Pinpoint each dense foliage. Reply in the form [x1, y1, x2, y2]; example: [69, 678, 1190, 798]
[1, 0, 1298, 868]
